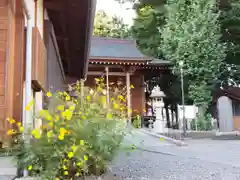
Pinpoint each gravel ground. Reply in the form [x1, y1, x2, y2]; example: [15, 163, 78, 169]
[109, 130, 240, 180]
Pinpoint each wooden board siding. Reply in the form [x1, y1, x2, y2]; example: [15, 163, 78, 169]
[0, 0, 16, 141]
[131, 75, 145, 115]
[32, 27, 46, 91]
[12, 0, 24, 124]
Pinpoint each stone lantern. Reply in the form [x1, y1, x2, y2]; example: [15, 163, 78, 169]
[150, 86, 167, 133]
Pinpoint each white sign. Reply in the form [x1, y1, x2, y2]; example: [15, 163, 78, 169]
[178, 105, 198, 119]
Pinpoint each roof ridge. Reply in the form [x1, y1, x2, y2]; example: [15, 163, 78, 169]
[92, 36, 135, 44]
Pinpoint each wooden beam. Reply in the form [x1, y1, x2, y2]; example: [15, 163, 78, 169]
[87, 71, 133, 76]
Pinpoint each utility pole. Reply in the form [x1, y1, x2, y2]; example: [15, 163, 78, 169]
[179, 61, 187, 137]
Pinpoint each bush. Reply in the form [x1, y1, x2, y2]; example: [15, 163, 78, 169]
[132, 115, 141, 128]
[7, 78, 127, 180]
[193, 113, 212, 131]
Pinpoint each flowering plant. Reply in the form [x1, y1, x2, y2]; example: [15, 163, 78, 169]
[7, 78, 127, 180]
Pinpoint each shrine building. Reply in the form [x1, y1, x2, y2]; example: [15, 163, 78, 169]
[85, 36, 171, 118]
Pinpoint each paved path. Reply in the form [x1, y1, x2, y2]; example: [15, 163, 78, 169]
[110, 130, 240, 180]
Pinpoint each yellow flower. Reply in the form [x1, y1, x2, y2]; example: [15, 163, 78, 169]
[46, 92, 52, 97]
[159, 137, 164, 141]
[71, 145, 77, 152]
[61, 111, 66, 118]
[79, 140, 85, 146]
[48, 122, 53, 127]
[69, 105, 75, 111]
[7, 118, 15, 124]
[60, 127, 67, 134]
[95, 78, 100, 82]
[128, 109, 132, 113]
[107, 113, 113, 119]
[86, 95, 91, 101]
[76, 161, 82, 166]
[28, 100, 34, 107]
[31, 129, 41, 139]
[58, 135, 64, 140]
[65, 110, 73, 120]
[113, 103, 119, 109]
[27, 165, 33, 171]
[64, 171, 68, 175]
[7, 129, 15, 136]
[47, 131, 53, 138]
[67, 152, 74, 158]
[58, 92, 63, 96]
[65, 95, 70, 101]
[63, 165, 67, 170]
[83, 155, 88, 161]
[118, 95, 124, 100]
[55, 115, 59, 122]
[57, 105, 64, 111]
[17, 122, 21, 127]
[81, 115, 86, 119]
[19, 126, 24, 133]
[75, 172, 80, 176]
[46, 115, 52, 121]
[130, 84, 134, 89]
[74, 99, 78, 105]
[56, 177, 60, 180]
[39, 109, 47, 116]
[26, 105, 31, 111]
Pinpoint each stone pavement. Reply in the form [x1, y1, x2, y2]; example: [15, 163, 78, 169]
[0, 156, 17, 179]
[110, 129, 240, 180]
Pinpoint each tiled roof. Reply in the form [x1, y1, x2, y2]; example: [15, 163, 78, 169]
[90, 36, 152, 61]
[149, 59, 171, 65]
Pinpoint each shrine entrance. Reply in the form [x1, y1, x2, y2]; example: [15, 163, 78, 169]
[85, 36, 176, 125]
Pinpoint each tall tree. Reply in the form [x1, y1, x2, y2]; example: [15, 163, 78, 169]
[218, 0, 240, 87]
[93, 10, 131, 38]
[161, 0, 226, 112]
[131, 0, 166, 58]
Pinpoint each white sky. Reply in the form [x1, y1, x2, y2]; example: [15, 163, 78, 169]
[96, 0, 135, 25]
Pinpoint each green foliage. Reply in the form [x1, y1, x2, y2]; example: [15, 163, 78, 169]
[131, 0, 240, 110]
[93, 10, 131, 38]
[131, 1, 166, 58]
[11, 79, 127, 180]
[218, 0, 240, 86]
[194, 113, 212, 131]
[161, 0, 226, 111]
[132, 115, 141, 128]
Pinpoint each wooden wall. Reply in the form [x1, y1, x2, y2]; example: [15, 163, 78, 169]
[0, 0, 15, 141]
[0, 0, 24, 142]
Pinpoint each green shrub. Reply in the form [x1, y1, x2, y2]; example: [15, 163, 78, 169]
[195, 113, 212, 131]
[7, 78, 128, 180]
[132, 115, 141, 128]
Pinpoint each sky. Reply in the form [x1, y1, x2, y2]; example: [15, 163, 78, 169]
[96, 0, 135, 25]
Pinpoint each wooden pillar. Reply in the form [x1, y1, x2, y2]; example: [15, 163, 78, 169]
[105, 66, 109, 104]
[126, 71, 131, 121]
[80, 79, 85, 107]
